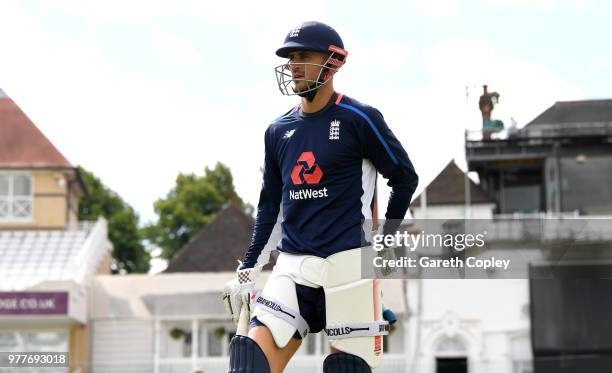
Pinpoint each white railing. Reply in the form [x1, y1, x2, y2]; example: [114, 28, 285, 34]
[407, 214, 612, 243]
[492, 211, 580, 220]
[72, 217, 111, 285]
[465, 128, 517, 141]
[466, 121, 612, 142]
[0, 196, 33, 222]
[484, 215, 612, 242]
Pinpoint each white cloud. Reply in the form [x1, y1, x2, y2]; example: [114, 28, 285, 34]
[349, 39, 415, 68]
[0, 1, 586, 225]
[0, 2, 269, 222]
[592, 53, 612, 89]
[405, 0, 459, 19]
[52, 0, 327, 27]
[150, 31, 205, 66]
[336, 35, 582, 206]
[52, 0, 202, 23]
[405, 0, 592, 16]
[0, 1, 340, 224]
[493, 0, 554, 9]
[487, 0, 593, 11]
[425, 37, 583, 127]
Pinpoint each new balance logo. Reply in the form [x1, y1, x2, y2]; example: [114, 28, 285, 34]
[329, 119, 340, 140]
[283, 129, 296, 139]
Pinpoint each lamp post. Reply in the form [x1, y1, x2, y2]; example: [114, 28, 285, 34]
[464, 85, 480, 219]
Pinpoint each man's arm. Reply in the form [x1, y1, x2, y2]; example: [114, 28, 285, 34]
[241, 127, 283, 269]
[359, 107, 418, 234]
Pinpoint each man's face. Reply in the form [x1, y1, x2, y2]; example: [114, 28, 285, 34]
[287, 51, 327, 92]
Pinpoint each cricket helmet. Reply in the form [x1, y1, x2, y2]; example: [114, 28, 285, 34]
[274, 21, 348, 99]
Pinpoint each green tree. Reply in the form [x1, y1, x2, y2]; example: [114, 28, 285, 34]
[78, 167, 150, 273]
[146, 162, 245, 260]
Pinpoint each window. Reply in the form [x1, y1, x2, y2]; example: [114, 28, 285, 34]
[320, 332, 331, 355]
[160, 321, 192, 358]
[513, 360, 533, 373]
[0, 330, 67, 352]
[23, 331, 68, 352]
[197, 321, 235, 357]
[295, 332, 318, 355]
[436, 357, 467, 373]
[0, 331, 67, 373]
[500, 168, 543, 213]
[0, 173, 33, 221]
[206, 327, 223, 357]
[560, 156, 612, 214]
[306, 333, 316, 354]
[0, 332, 19, 351]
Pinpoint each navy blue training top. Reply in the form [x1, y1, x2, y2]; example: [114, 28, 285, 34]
[242, 93, 418, 268]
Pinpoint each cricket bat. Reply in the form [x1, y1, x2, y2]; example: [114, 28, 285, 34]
[236, 301, 250, 336]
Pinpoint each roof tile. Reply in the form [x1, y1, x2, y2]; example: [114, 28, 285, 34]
[0, 93, 72, 168]
[526, 99, 612, 126]
[165, 203, 276, 273]
[411, 160, 494, 207]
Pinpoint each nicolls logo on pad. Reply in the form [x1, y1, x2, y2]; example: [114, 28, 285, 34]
[291, 151, 323, 185]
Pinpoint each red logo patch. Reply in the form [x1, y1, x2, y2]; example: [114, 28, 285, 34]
[290, 151, 323, 185]
[374, 336, 382, 356]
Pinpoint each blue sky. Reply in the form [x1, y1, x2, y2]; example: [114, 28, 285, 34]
[1, 0, 610, 224]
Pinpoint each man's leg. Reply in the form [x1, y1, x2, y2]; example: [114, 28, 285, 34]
[322, 248, 387, 369]
[239, 267, 308, 373]
[324, 278, 387, 367]
[248, 325, 301, 373]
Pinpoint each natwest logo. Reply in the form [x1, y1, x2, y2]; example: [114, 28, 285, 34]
[291, 151, 323, 185]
